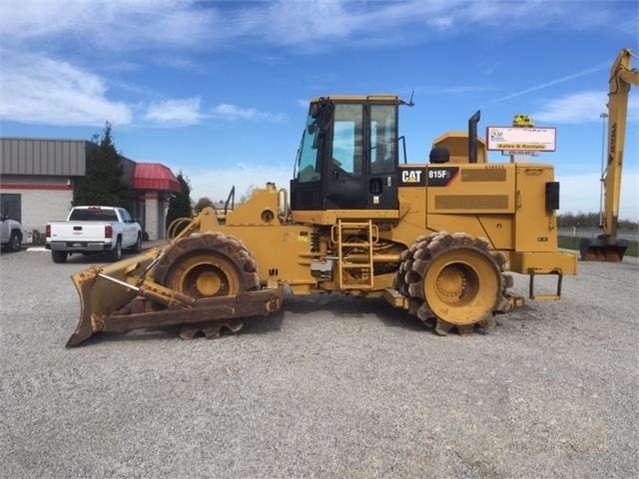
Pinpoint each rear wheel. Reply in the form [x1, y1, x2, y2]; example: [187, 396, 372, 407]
[7, 231, 21, 252]
[398, 232, 510, 335]
[153, 232, 260, 338]
[130, 234, 142, 254]
[109, 239, 122, 262]
[52, 251, 68, 263]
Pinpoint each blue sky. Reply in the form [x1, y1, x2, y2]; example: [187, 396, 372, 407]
[1, 0, 638, 220]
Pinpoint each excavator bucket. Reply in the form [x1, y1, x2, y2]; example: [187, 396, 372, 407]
[579, 237, 628, 262]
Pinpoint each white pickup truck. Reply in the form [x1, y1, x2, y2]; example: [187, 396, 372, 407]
[46, 206, 142, 263]
[0, 214, 22, 252]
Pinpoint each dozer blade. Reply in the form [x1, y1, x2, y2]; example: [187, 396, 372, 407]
[67, 247, 283, 347]
[91, 288, 282, 334]
[67, 248, 163, 347]
[579, 237, 628, 262]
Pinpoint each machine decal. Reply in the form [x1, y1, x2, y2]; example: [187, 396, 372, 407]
[427, 166, 460, 187]
[399, 168, 427, 186]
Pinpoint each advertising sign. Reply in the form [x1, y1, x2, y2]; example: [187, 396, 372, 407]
[487, 126, 556, 152]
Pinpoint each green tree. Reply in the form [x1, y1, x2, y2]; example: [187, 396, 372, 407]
[73, 122, 131, 207]
[166, 172, 192, 235]
[193, 196, 214, 214]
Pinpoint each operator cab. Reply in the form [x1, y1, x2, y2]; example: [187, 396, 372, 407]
[290, 96, 400, 211]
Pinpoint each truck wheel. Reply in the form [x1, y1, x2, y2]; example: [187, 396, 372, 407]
[8, 231, 21, 252]
[109, 239, 122, 262]
[131, 234, 142, 254]
[52, 251, 68, 263]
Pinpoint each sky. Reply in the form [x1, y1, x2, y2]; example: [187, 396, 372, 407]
[1, 0, 638, 220]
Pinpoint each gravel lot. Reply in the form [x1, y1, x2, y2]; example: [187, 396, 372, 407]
[1, 247, 638, 478]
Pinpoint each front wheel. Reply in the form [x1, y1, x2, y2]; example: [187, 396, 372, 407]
[153, 233, 261, 339]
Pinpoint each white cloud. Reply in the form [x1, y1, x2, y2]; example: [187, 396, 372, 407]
[531, 90, 639, 124]
[247, 0, 621, 49]
[0, 1, 631, 128]
[249, 0, 361, 46]
[428, 16, 454, 30]
[0, 51, 284, 127]
[0, 0, 626, 53]
[532, 91, 607, 124]
[0, 1, 93, 41]
[145, 98, 203, 126]
[486, 63, 610, 105]
[443, 86, 497, 95]
[0, 0, 214, 51]
[0, 53, 131, 126]
[210, 104, 286, 122]
[558, 169, 639, 222]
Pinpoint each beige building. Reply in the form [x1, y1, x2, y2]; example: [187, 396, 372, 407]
[0, 138, 180, 242]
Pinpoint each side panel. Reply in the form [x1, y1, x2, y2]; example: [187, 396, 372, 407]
[397, 166, 427, 233]
[397, 164, 516, 250]
[0, 220, 8, 243]
[426, 214, 514, 251]
[426, 164, 515, 215]
[221, 225, 317, 292]
[214, 187, 317, 292]
[397, 163, 563, 256]
[514, 164, 559, 252]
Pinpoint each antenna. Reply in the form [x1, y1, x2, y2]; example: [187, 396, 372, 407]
[400, 90, 415, 107]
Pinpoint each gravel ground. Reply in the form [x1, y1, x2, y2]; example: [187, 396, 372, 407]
[1, 248, 638, 478]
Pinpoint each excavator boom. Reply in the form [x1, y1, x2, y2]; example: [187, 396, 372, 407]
[581, 48, 638, 262]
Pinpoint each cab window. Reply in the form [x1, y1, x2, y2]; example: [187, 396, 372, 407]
[296, 115, 322, 183]
[332, 104, 364, 176]
[370, 104, 397, 175]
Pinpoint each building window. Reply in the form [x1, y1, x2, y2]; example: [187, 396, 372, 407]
[0, 194, 21, 222]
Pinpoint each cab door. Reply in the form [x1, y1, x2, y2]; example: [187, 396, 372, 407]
[324, 103, 367, 209]
[290, 113, 325, 211]
[367, 104, 398, 209]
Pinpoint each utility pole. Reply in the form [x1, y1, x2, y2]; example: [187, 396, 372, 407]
[599, 112, 608, 227]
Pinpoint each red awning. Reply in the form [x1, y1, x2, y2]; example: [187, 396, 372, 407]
[134, 163, 181, 192]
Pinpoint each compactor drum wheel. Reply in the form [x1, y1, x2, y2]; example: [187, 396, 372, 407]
[153, 233, 261, 338]
[398, 232, 510, 335]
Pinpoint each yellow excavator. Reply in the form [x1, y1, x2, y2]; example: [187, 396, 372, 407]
[66, 95, 578, 347]
[580, 48, 638, 262]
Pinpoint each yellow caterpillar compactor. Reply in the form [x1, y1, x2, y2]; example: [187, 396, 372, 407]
[67, 95, 578, 347]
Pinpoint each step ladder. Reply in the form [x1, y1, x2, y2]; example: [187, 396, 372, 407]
[332, 220, 377, 290]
